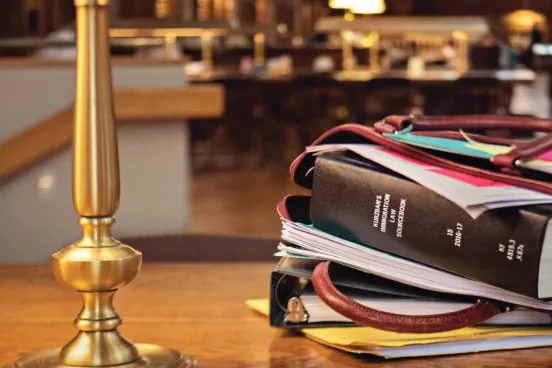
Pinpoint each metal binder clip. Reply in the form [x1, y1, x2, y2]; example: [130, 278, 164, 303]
[284, 297, 309, 323]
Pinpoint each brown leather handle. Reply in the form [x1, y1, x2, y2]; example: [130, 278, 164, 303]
[381, 115, 552, 133]
[311, 261, 505, 333]
[492, 133, 552, 168]
[377, 115, 552, 169]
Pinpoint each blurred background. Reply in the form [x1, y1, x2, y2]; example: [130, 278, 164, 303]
[1, 0, 551, 262]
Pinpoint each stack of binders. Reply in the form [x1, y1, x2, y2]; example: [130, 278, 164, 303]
[249, 115, 552, 358]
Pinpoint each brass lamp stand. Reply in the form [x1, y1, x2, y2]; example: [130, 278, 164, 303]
[5, 0, 196, 367]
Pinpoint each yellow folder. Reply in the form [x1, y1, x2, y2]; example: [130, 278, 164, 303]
[247, 298, 552, 358]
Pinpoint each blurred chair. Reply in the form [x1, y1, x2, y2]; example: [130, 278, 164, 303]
[124, 234, 277, 262]
[356, 78, 418, 124]
[452, 77, 506, 115]
[191, 77, 262, 170]
[277, 75, 349, 158]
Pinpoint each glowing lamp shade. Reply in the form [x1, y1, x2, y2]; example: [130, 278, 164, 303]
[329, 0, 356, 9]
[350, 0, 386, 14]
[502, 10, 546, 33]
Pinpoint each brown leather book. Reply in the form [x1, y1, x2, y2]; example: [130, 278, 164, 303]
[308, 152, 552, 299]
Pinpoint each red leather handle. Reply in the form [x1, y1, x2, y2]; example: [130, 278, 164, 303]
[492, 133, 552, 168]
[381, 115, 552, 133]
[377, 115, 552, 169]
[311, 261, 505, 333]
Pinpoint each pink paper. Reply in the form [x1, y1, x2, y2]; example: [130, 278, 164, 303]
[429, 168, 508, 188]
[538, 150, 552, 161]
[375, 147, 433, 167]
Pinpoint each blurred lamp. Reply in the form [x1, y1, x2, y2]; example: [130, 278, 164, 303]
[329, 0, 356, 9]
[350, 0, 386, 14]
[502, 9, 546, 33]
[277, 23, 288, 34]
[329, 0, 386, 14]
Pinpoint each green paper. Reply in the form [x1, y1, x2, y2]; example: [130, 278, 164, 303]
[383, 132, 494, 159]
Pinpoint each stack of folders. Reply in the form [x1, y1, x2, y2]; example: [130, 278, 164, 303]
[247, 131, 552, 359]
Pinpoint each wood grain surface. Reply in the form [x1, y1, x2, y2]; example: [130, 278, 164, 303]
[2, 263, 552, 368]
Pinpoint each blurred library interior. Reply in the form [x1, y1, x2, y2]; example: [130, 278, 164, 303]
[1, 0, 551, 262]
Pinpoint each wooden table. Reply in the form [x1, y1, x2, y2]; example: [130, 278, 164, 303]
[2, 263, 552, 367]
[187, 67, 536, 84]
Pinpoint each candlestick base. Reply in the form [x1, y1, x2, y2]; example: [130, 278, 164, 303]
[5, 344, 197, 368]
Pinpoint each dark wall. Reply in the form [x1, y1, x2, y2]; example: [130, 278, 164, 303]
[2, 0, 552, 38]
[119, 0, 156, 18]
[0, 0, 75, 38]
[0, 0, 25, 38]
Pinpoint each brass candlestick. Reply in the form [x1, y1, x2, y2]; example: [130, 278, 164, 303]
[5, 1, 196, 367]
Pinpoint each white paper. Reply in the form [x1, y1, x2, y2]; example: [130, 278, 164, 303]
[307, 144, 552, 218]
[280, 220, 552, 311]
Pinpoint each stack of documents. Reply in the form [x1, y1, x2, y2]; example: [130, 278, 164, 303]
[247, 299, 552, 358]
[250, 121, 552, 359]
[308, 144, 552, 218]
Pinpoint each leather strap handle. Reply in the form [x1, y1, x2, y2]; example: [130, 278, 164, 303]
[311, 261, 505, 333]
[381, 115, 552, 133]
[492, 133, 552, 168]
[377, 115, 552, 169]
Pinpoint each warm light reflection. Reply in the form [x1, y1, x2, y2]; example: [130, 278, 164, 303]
[155, 0, 170, 18]
[329, 0, 385, 14]
[344, 11, 355, 21]
[38, 173, 55, 192]
[225, 0, 235, 14]
[110, 28, 228, 38]
[329, 0, 355, 9]
[254, 33, 265, 66]
[292, 35, 304, 47]
[349, 0, 385, 14]
[164, 32, 176, 44]
[277, 23, 288, 34]
[502, 9, 546, 33]
[213, 0, 225, 19]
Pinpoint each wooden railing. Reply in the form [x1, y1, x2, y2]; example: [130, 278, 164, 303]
[0, 86, 224, 181]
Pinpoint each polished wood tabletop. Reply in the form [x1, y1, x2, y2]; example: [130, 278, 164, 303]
[2, 262, 552, 367]
[188, 67, 536, 84]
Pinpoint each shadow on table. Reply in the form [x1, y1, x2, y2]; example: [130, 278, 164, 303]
[121, 234, 279, 262]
